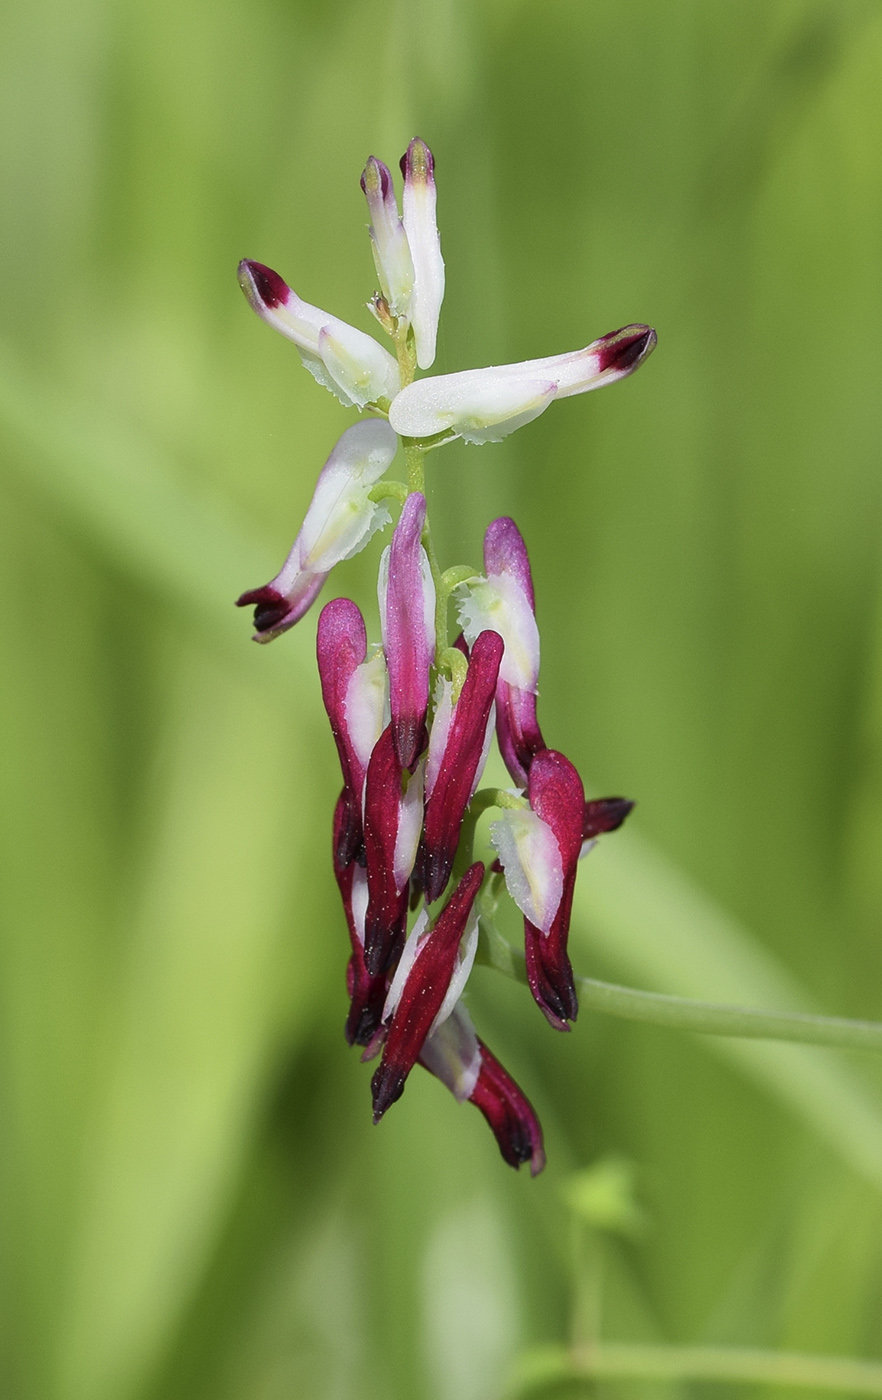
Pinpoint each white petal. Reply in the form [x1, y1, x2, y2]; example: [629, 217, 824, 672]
[489, 807, 563, 934]
[393, 759, 425, 892]
[419, 1001, 481, 1102]
[344, 650, 389, 777]
[456, 574, 540, 691]
[382, 907, 430, 1022]
[293, 420, 398, 578]
[427, 906, 479, 1036]
[390, 369, 555, 443]
[350, 865, 369, 947]
[426, 675, 454, 800]
[318, 323, 401, 408]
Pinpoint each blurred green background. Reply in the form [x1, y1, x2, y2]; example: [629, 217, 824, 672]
[3, 1, 882, 1397]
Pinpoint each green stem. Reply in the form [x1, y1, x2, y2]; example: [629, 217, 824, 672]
[504, 1343, 882, 1398]
[476, 926, 882, 1053]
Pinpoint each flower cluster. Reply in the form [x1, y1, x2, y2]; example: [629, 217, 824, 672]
[237, 140, 655, 1174]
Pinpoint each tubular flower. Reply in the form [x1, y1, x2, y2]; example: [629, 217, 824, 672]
[400, 137, 445, 369]
[420, 1002, 546, 1175]
[235, 139, 653, 1173]
[389, 325, 656, 444]
[237, 419, 398, 641]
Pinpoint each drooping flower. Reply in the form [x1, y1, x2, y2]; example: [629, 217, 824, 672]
[378, 491, 435, 771]
[389, 325, 656, 444]
[371, 862, 484, 1121]
[420, 1002, 546, 1175]
[492, 749, 585, 1030]
[238, 260, 401, 408]
[237, 419, 398, 641]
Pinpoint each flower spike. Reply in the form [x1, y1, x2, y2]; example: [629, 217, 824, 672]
[237, 420, 398, 641]
[378, 492, 436, 771]
[388, 325, 657, 444]
[419, 1002, 546, 1174]
[236, 140, 653, 1174]
[361, 157, 414, 318]
[400, 138, 445, 369]
[418, 629, 504, 902]
[371, 862, 485, 1122]
[238, 259, 400, 407]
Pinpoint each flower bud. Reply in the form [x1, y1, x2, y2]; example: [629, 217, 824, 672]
[400, 138, 445, 370]
[361, 157, 414, 317]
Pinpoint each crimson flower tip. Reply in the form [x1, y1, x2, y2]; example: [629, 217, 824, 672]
[596, 324, 657, 376]
[238, 258, 288, 310]
[583, 796, 635, 840]
[235, 584, 295, 641]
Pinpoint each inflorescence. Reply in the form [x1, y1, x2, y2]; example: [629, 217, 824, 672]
[236, 139, 656, 1175]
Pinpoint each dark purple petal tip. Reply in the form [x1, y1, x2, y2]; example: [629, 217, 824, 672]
[399, 136, 435, 181]
[235, 585, 289, 637]
[583, 797, 635, 840]
[239, 259, 289, 309]
[596, 325, 657, 375]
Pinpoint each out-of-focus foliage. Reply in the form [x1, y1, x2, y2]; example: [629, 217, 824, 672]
[1, 2, 882, 1398]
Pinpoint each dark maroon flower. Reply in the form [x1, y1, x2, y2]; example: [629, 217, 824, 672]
[419, 1002, 546, 1175]
[583, 796, 635, 842]
[371, 862, 485, 1122]
[522, 750, 585, 1031]
[417, 629, 504, 903]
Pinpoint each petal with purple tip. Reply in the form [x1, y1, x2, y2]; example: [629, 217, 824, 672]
[420, 1003, 546, 1174]
[238, 258, 401, 406]
[388, 324, 656, 443]
[523, 749, 585, 1031]
[236, 420, 398, 641]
